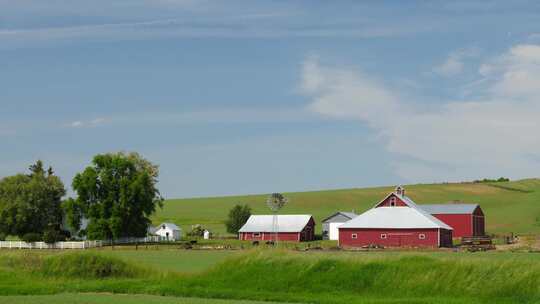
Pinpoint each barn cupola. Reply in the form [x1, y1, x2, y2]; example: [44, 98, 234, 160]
[395, 185, 405, 197]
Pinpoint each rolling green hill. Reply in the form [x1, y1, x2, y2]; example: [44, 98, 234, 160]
[153, 179, 540, 236]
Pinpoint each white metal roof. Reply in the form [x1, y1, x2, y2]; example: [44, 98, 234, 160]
[238, 215, 313, 233]
[322, 211, 358, 223]
[339, 206, 452, 230]
[419, 204, 479, 214]
[158, 222, 181, 231]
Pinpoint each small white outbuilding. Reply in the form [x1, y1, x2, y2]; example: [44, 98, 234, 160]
[203, 230, 210, 240]
[155, 223, 182, 241]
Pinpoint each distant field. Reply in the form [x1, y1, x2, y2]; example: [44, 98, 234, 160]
[153, 178, 540, 236]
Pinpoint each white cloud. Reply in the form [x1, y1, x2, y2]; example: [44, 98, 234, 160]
[0, 20, 415, 48]
[70, 121, 84, 128]
[480, 44, 540, 99]
[302, 56, 401, 124]
[433, 47, 480, 77]
[303, 45, 540, 182]
[67, 118, 107, 128]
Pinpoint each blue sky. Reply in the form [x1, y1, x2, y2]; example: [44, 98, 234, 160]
[1, 1, 540, 198]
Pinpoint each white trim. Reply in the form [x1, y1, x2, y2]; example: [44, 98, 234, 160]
[351, 233, 358, 239]
[380, 233, 387, 239]
[418, 233, 426, 240]
[437, 228, 440, 247]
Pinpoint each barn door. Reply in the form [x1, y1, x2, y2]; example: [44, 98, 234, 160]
[388, 233, 413, 247]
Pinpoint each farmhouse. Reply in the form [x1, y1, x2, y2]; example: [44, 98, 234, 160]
[154, 223, 182, 241]
[239, 215, 315, 242]
[339, 187, 453, 248]
[419, 204, 485, 237]
[321, 211, 357, 240]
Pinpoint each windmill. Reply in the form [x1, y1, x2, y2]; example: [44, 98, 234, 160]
[266, 193, 288, 246]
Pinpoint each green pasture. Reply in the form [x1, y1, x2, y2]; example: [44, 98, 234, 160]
[0, 293, 287, 304]
[153, 178, 540, 236]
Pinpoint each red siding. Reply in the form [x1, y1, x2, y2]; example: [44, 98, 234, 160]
[432, 210, 485, 237]
[375, 194, 408, 207]
[241, 232, 301, 241]
[432, 214, 472, 238]
[339, 228, 452, 248]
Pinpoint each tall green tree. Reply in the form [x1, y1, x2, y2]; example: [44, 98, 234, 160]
[0, 160, 66, 238]
[225, 204, 252, 234]
[69, 152, 163, 240]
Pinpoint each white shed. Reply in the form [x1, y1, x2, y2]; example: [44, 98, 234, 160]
[321, 212, 358, 240]
[155, 223, 182, 241]
[203, 230, 210, 240]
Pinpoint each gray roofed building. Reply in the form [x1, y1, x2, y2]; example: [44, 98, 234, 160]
[159, 222, 180, 230]
[322, 211, 358, 240]
[155, 222, 182, 241]
[419, 204, 479, 214]
[322, 211, 358, 223]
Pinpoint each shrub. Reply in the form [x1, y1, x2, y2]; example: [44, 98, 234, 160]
[187, 224, 206, 237]
[21, 233, 42, 243]
[225, 204, 252, 234]
[473, 177, 510, 183]
[0, 232, 6, 241]
[42, 229, 68, 244]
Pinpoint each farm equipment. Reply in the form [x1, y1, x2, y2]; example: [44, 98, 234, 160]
[460, 236, 495, 251]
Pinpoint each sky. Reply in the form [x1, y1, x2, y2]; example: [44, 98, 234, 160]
[1, 1, 540, 198]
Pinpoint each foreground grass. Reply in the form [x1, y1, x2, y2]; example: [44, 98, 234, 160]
[2, 249, 540, 303]
[95, 248, 239, 273]
[0, 293, 289, 304]
[154, 179, 540, 236]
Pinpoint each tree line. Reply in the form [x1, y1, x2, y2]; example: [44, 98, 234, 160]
[0, 152, 163, 242]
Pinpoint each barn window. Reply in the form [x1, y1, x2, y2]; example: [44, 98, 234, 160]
[418, 234, 426, 240]
[351, 233, 358, 239]
[380, 234, 387, 239]
[389, 197, 396, 206]
[253, 232, 261, 237]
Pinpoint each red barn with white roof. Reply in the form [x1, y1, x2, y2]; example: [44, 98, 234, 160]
[339, 187, 453, 248]
[238, 215, 315, 242]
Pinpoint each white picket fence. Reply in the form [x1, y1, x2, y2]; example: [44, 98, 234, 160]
[0, 236, 162, 250]
[0, 240, 103, 250]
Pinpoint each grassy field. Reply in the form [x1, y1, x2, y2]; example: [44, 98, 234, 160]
[95, 248, 239, 273]
[2, 249, 540, 303]
[3, 179, 540, 303]
[153, 178, 540, 236]
[0, 293, 288, 304]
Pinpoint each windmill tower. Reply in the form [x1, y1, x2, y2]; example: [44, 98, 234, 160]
[266, 193, 288, 245]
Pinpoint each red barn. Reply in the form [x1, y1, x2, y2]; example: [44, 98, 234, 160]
[238, 215, 315, 242]
[339, 187, 453, 248]
[419, 204, 485, 237]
